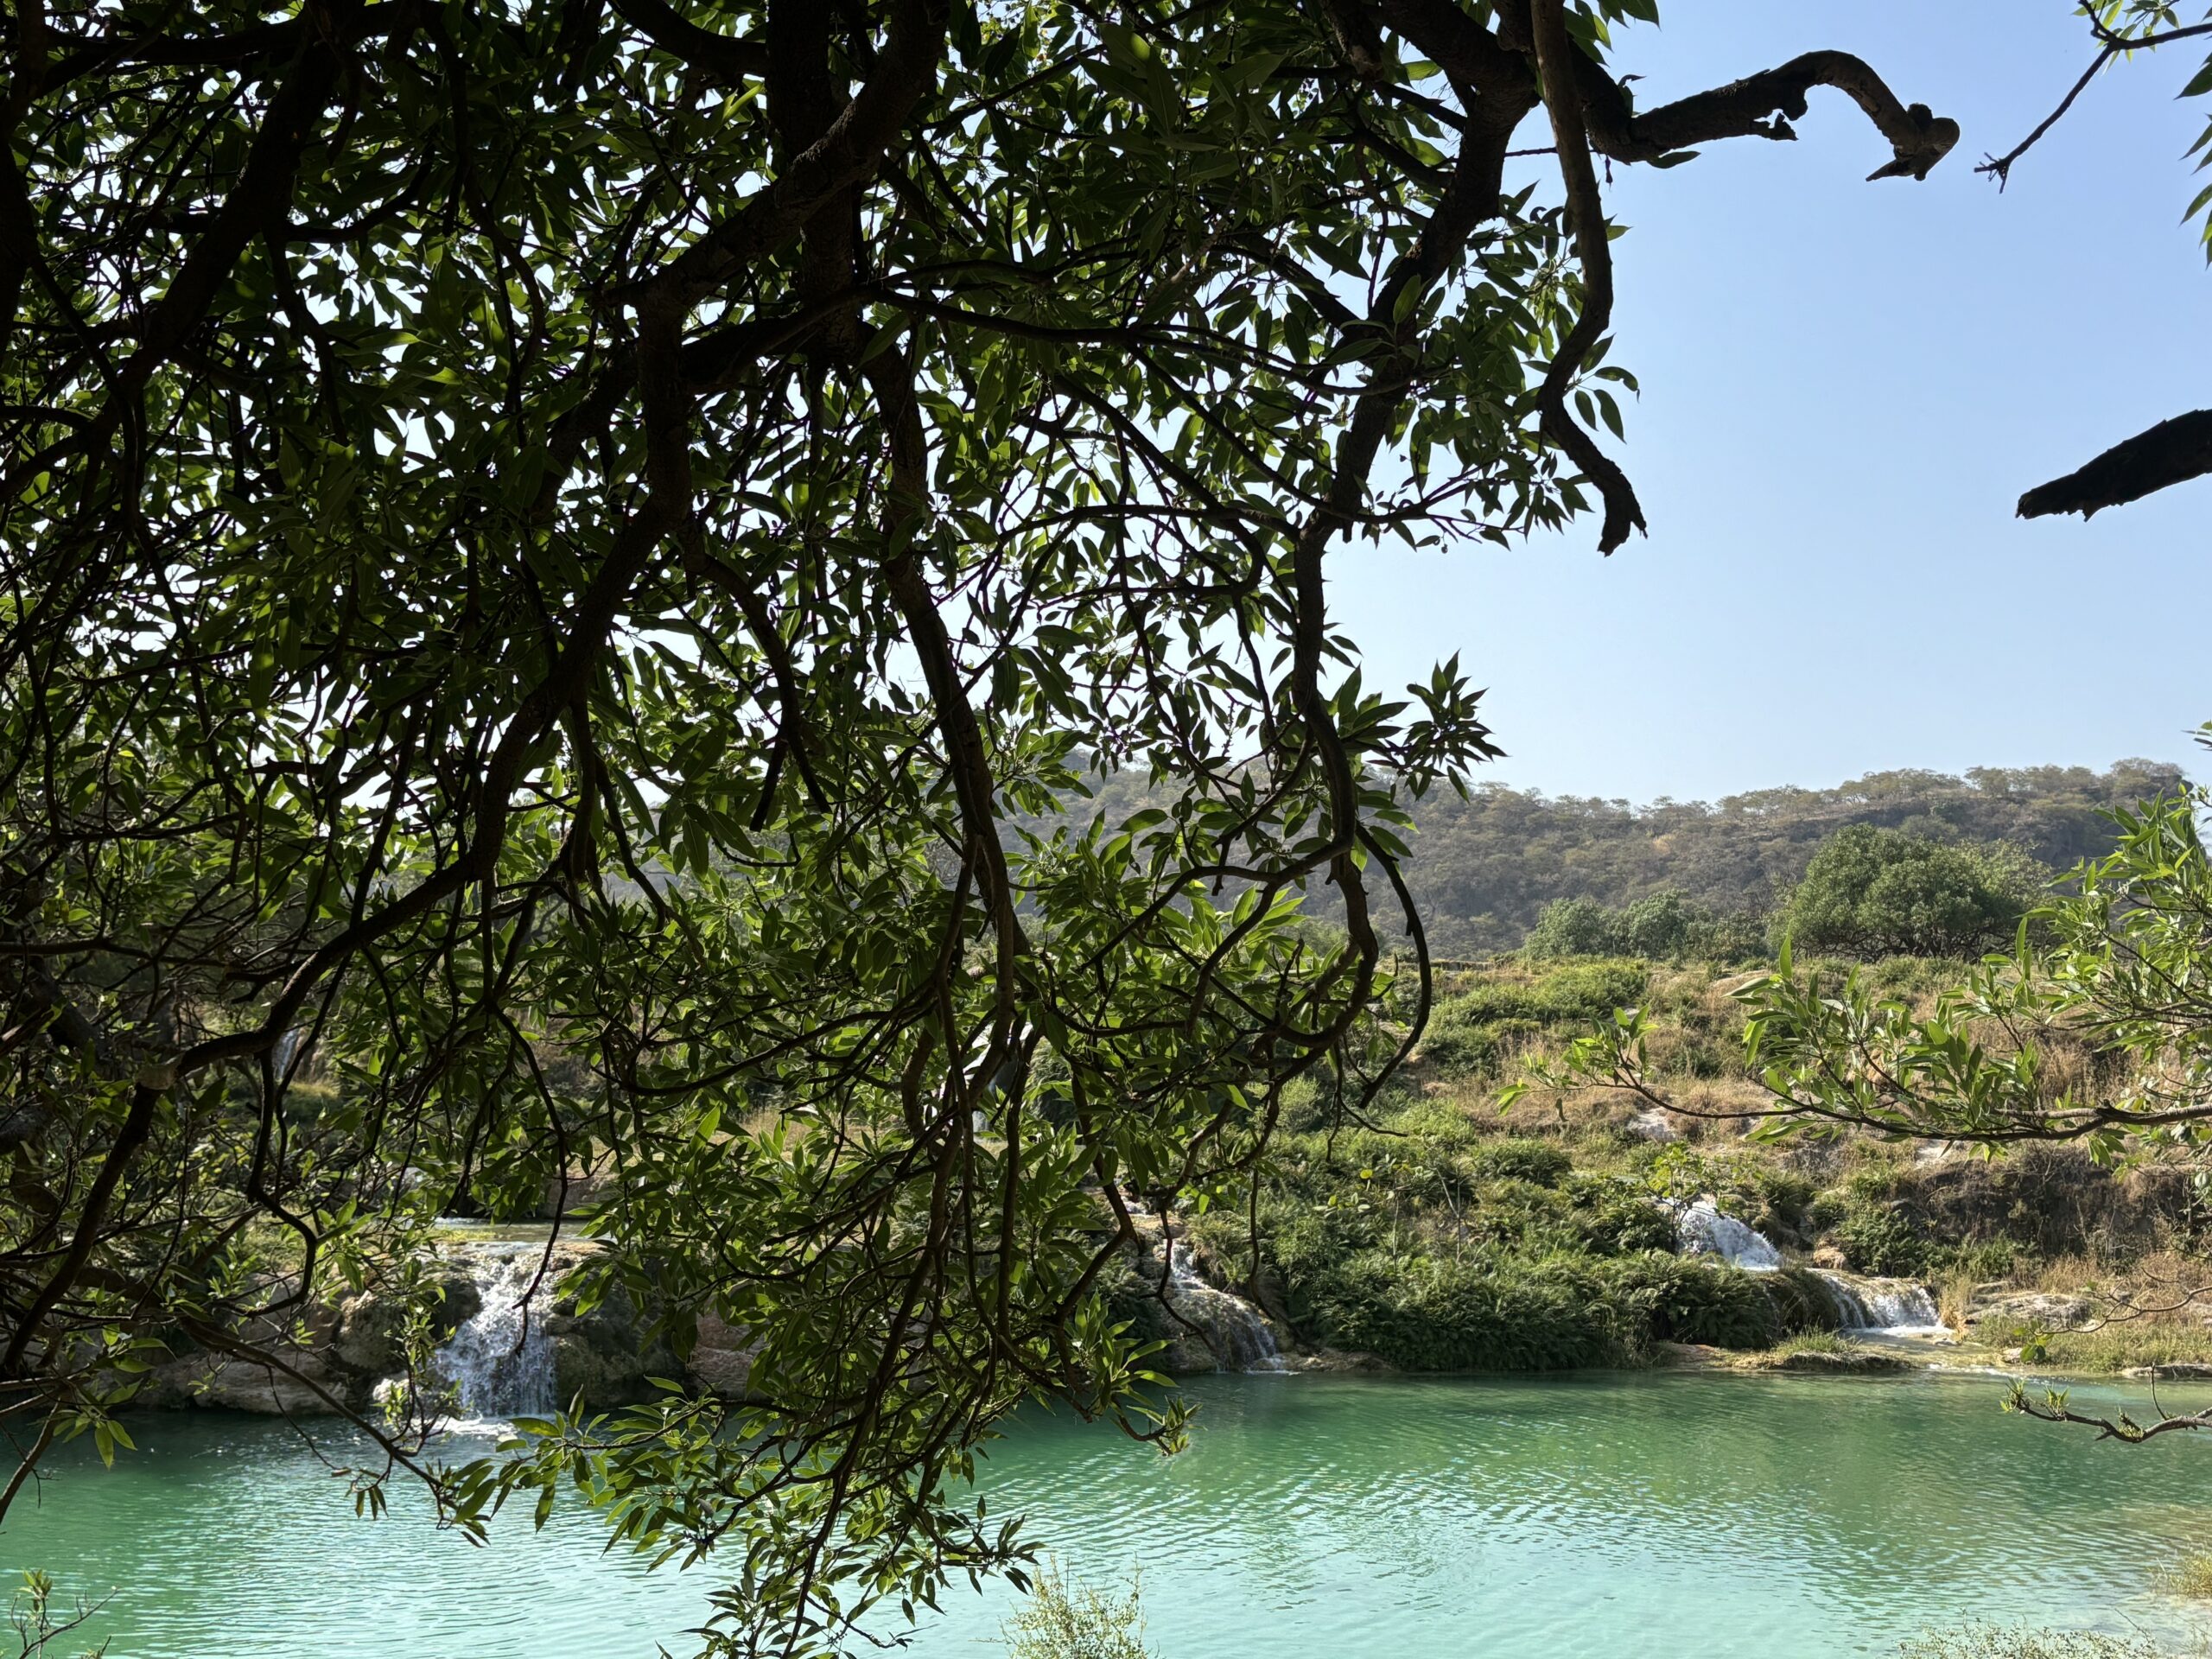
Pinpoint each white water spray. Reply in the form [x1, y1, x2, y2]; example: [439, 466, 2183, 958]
[1812, 1271, 1944, 1336]
[434, 1244, 556, 1419]
[1165, 1239, 1287, 1374]
[1667, 1199, 1783, 1271]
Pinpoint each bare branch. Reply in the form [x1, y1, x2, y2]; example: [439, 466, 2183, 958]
[1577, 48, 1959, 181]
[2018, 408, 2212, 519]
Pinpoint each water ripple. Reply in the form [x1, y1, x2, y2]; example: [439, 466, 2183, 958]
[10, 1372, 2212, 1658]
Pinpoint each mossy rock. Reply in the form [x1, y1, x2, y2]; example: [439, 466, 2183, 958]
[1765, 1348, 1910, 1375]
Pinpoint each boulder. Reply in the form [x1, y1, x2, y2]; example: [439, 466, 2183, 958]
[547, 1281, 683, 1408]
[2120, 1362, 2212, 1380]
[684, 1313, 764, 1402]
[154, 1354, 345, 1415]
[332, 1292, 408, 1375]
[1968, 1290, 2094, 1333]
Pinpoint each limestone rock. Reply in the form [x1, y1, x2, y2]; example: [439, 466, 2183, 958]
[547, 1281, 683, 1409]
[1968, 1290, 2094, 1333]
[684, 1313, 764, 1402]
[156, 1354, 344, 1415]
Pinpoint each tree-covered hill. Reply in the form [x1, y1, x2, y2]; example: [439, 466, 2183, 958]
[1280, 760, 2183, 957]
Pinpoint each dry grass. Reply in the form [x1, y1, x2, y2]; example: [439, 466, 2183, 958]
[2158, 1553, 2212, 1601]
[2037, 1320, 2212, 1375]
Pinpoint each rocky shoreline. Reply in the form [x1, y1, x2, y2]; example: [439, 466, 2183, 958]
[118, 1204, 2188, 1421]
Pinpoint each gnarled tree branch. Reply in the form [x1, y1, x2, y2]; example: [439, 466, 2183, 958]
[1577, 48, 1958, 181]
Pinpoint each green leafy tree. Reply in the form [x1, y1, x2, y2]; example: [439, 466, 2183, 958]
[1522, 895, 1622, 959]
[0, 0, 1956, 1650]
[1522, 887, 1762, 962]
[1774, 825, 2043, 960]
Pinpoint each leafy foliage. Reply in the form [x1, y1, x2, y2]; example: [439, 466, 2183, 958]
[1523, 888, 1764, 963]
[1776, 826, 2044, 960]
[0, 0, 1961, 1648]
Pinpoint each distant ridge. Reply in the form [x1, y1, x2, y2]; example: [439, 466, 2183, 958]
[1343, 760, 2187, 956]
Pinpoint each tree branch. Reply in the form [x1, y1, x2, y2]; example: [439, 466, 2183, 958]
[1577, 48, 1959, 181]
[2017, 409, 2212, 519]
[1529, 0, 1643, 554]
[607, 0, 768, 85]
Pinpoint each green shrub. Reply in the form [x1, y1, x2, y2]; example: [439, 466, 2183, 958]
[2157, 1550, 2212, 1599]
[1777, 824, 2044, 960]
[1845, 1165, 1900, 1204]
[1415, 1017, 1507, 1078]
[1004, 1565, 1154, 1659]
[1744, 1168, 1819, 1237]
[1294, 1251, 1637, 1372]
[1611, 1254, 1783, 1350]
[1521, 896, 1619, 959]
[1934, 1237, 2019, 1281]
[1834, 1204, 1931, 1276]
[1465, 1139, 1573, 1188]
[1530, 961, 1649, 1021]
[1524, 892, 1765, 964]
[1565, 1176, 1680, 1255]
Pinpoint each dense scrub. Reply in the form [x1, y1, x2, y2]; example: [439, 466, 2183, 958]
[1181, 955, 2212, 1374]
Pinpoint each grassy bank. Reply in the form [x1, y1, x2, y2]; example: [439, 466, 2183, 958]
[1170, 955, 2212, 1375]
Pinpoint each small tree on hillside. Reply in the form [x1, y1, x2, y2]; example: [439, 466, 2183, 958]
[1523, 897, 1623, 959]
[1776, 826, 2044, 959]
[1523, 887, 1763, 963]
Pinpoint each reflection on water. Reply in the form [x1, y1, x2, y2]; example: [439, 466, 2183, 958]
[7, 1372, 2210, 1658]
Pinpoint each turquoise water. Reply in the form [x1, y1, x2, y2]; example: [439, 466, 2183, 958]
[8, 1371, 2212, 1657]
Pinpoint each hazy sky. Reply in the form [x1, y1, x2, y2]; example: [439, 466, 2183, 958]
[1329, 2, 2212, 804]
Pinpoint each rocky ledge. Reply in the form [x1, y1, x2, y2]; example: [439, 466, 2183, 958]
[126, 1238, 756, 1420]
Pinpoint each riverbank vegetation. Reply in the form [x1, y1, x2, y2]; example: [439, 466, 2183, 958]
[1002, 1567, 1154, 1659]
[1163, 939, 2212, 1376]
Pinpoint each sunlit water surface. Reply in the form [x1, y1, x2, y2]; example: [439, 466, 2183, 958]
[10, 1371, 2212, 1657]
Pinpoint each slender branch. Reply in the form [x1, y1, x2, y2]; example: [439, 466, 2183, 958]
[1529, 0, 1643, 554]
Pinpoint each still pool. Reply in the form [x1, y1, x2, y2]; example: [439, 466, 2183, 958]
[8, 1370, 2211, 1657]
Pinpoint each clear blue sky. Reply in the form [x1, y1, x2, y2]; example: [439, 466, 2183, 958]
[1330, 1, 2212, 804]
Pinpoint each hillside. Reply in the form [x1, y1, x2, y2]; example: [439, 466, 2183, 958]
[1287, 760, 2182, 957]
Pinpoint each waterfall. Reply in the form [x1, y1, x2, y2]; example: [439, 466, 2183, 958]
[434, 1244, 557, 1419]
[1666, 1199, 1782, 1272]
[1165, 1240, 1287, 1374]
[1812, 1270, 1943, 1335]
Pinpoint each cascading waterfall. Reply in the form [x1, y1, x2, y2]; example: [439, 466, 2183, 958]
[1658, 1199, 1942, 1334]
[1165, 1239, 1287, 1374]
[1666, 1199, 1782, 1271]
[1811, 1271, 1944, 1335]
[434, 1243, 556, 1419]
